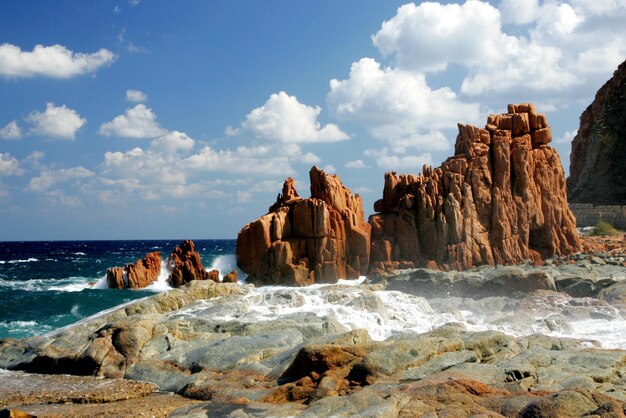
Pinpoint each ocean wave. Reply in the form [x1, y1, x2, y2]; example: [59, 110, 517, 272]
[0, 277, 93, 292]
[0, 258, 39, 264]
[90, 261, 173, 292]
[0, 320, 52, 333]
[208, 254, 244, 282]
[171, 281, 626, 349]
[0, 319, 54, 339]
[73, 252, 87, 256]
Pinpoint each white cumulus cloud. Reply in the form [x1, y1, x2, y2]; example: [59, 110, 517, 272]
[126, 89, 147, 103]
[373, 1, 509, 72]
[0, 43, 116, 78]
[327, 58, 479, 147]
[345, 160, 367, 169]
[150, 131, 195, 154]
[99, 104, 167, 138]
[370, 0, 626, 99]
[184, 146, 294, 176]
[499, 0, 539, 25]
[232, 91, 349, 143]
[27, 166, 94, 192]
[0, 153, 22, 176]
[0, 120, 22, 140]
[364, 147, 433, 170]
[102, 147, 186, 186]
[26, 103, 86, 140]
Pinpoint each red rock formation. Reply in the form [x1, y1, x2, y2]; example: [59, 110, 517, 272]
[167, 240, 218, 287]
[223, 270, 238, 283]
[106, 252, 161, 289]
[237, 166, 371, 285]
[370, 103, 581, 273]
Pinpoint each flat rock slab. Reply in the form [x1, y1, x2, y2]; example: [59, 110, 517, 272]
[0, 369, 200, 417]
[5, 392, 199, 418]
[0, 369, 156, 406]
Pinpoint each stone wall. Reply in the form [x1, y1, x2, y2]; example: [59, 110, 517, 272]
[570, 203, 626, 228]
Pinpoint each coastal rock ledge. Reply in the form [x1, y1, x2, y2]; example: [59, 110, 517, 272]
[370, 103, 581, 272]
[237, 167, 371, 285]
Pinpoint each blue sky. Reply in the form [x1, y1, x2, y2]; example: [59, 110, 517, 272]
[1, 0, 624, 240]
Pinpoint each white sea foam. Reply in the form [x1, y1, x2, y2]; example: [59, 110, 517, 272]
[91, 260, 173, 292]
[172, 281, 626, 349]
[91, 274, 109, 289]
[0, 320, 52, 335]
[0, 276, 92, 292]
[208, 254, 244, 282]
[145, 260, 173, 292]
[4, 258, 39, 264]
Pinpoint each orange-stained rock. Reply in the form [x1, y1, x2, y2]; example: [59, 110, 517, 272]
[106, 252, 161, 289]
[370, 104, 581, 272]
[237, 167, 371, 285]
[223, 270, 238, 283]
[167, 240, 218, 287]
[106, 267, 125, 289]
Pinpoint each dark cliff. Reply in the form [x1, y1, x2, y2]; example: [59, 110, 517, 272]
[568, 58, 626, 204]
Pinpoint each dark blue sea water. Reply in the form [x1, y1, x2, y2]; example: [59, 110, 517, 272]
[0, 240, 237, 339]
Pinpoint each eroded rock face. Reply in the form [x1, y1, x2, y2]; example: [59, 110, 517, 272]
[106, 252, 161, 289]
[237, 166, 371, 285]
[568, 59, 626, 205]
[167, 240, 218, 287]
[370, 104, 580, 273]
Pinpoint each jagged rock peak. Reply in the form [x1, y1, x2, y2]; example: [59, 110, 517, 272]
[236, 166, 371, 286]
[106, 252, 161, 289]
[370, 103, 580, 273]
[167, 239, 218, 287]
[270, 177, 301, 212]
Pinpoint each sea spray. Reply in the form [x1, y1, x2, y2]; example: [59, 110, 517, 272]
[145, 260, 173, 291]
[2, 239, 625, 349]
[171, 280, 626, 348]
[207, 254, 244, 282]
[0, 239, 235, 339]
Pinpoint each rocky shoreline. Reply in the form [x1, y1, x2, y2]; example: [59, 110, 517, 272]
[2, 243, 625, 417]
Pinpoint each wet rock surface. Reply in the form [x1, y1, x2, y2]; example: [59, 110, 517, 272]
[1, 261, 625, 417]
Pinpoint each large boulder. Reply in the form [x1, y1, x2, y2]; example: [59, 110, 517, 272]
[237, 166, 371, 285]
[568, 58, 626, 205]
[370, 103, 580, 272]
[167, 240, 218, 287]
[106, 252, 161, 289]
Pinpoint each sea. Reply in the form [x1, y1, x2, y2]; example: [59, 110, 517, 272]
[0, 240, 236, 339]
[1, 239, 625, 349]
